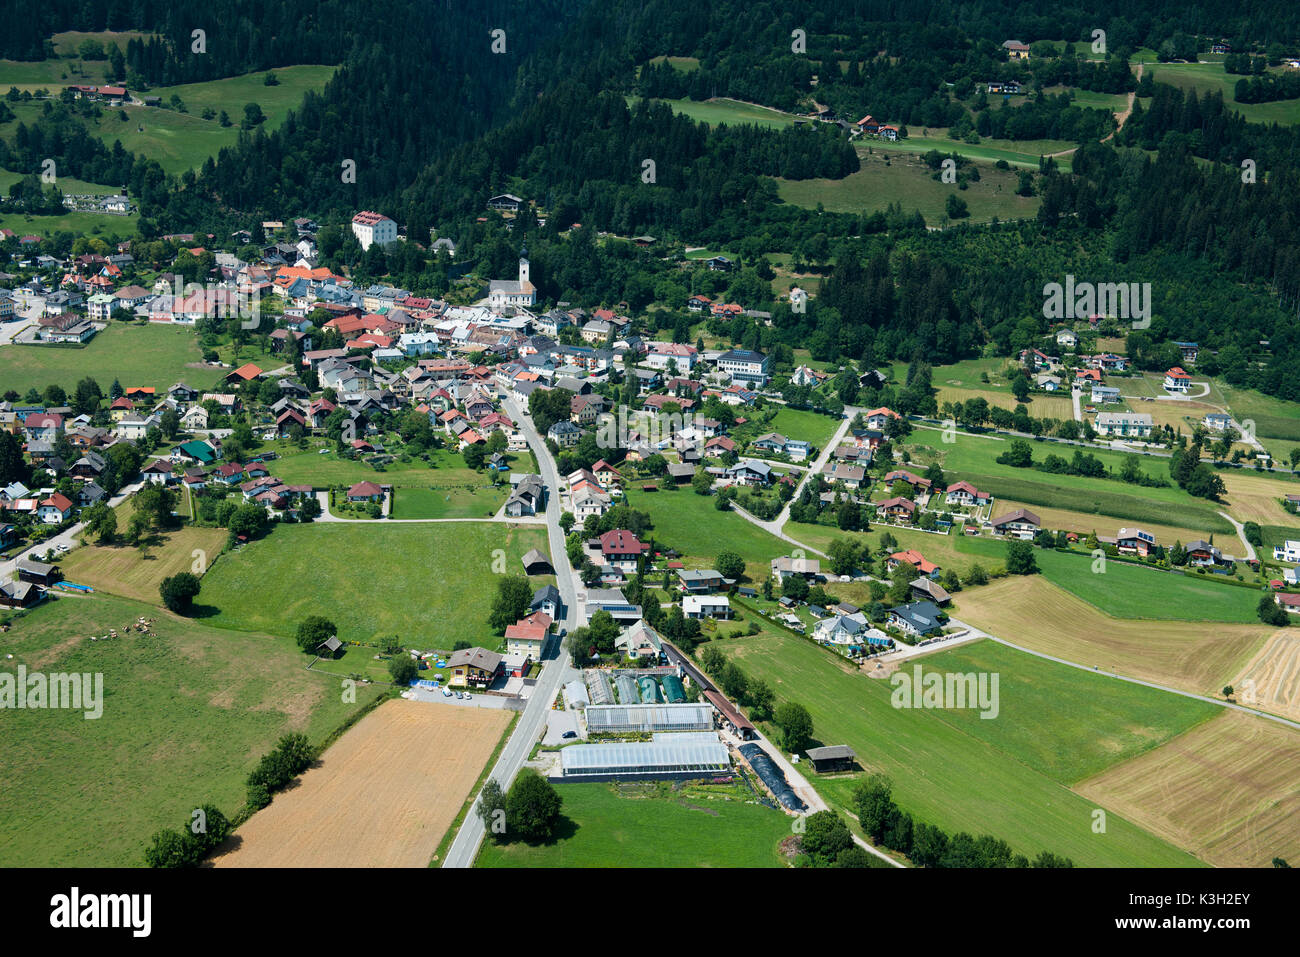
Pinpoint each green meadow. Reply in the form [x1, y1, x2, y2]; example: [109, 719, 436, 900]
[198, 522, 550, 645]
[0, 592, 383, 866]
[476, 780, 792, 867]
[716, 632, 1206, 866]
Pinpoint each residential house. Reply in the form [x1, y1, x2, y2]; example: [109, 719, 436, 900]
[1094, 412, 1153, 439]
[726, 459, 772, 487]
[1163, 367, 1191, 393]
[446, 647, 503, 688]
[38, 493, 75, 524]
[683, 594, 732, 619]
[991, 508, 1041, 539]
[1116, 528, 1157, 557]
[616, 621, 664, 661]
[945, 481, 990, 508]
[876, 497, 916, 524]
[772, 555, 821, 582]
[887, 549, 940, 579]
[888, 600, 947, 637]
[1185, 540, 1223, 567]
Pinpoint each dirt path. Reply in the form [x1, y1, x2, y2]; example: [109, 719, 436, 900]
[1046, 62, 1143, 159]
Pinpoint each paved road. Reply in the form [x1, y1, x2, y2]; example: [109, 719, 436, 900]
[441, 396, 582, 868]
[1, 481, 143, 584]
[1217, 511, 1257, 562]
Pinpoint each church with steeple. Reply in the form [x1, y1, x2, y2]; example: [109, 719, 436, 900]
[488, 246, 536, 312]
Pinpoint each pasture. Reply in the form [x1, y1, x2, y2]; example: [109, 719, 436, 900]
[637, 96, 797, 130]
[714, 631, 1201, 865]
[61, 501, 228, 604]
[1146, 61, 1300, 126]
[2, 66, 335, 175]
[213, 699, 510, 867]
[197, 522, 550, 645]
[953, 575, 1273, 696]
[992, 499, 1214, 553]
[622, 486, 790, 578]
[1219, 470, 1300, 528]
[0, 592, 381, 866]
[776, 148, 1041, 225]
[0, 322, 235, 396]
[1076, 710, 1300, 868]
[476, 780, 791, 868]
[862, 129, 1077, 170]
[765, 406, 842, 448]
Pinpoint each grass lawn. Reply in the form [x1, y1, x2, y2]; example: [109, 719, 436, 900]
[476, 780, 792, 867]
[777, 147, 1041, 224]
[1218, 381, 1300, 443]
[267, 439, 503, 490]
[60, 503, 228, 604]
[622, 486, 789, 579]
[1029, 547, 1264, 623]
[912, 432, 1237, 535]
[390, 485, 507, 519]
[0, 169, 123, 195]
[714, 631, 1204, 866]
[198, 522, 550, 645]
[0, 207, 138, 238]
[0, 592, 384, 866]
[991, 498, 1224, 553]
[0, 321, 241, 396]
[766, 406, 842, 448]
[1146, 61, 1300, 126]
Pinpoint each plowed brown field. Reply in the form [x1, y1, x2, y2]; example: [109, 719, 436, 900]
[212, 699, 510, 867]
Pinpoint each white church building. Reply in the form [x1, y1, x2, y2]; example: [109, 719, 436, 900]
[489, 247, 537, 312]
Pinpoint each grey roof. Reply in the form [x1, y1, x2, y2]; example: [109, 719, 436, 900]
[559, 739, 729, 775]
[806, 745, 856, 761]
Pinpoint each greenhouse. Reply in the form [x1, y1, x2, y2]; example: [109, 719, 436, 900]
[614, 674, 640, 704]
[584, 703, 714, 733]
[560, 739, 732, 779]
[637, 675, 661, 703]
[585, 670, 614, 705]
[661, 674, 686, 703]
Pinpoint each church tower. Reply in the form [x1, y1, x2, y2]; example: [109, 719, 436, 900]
[519, 245, 530, 285]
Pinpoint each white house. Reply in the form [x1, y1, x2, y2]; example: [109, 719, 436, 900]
[715, 349, 770, 387]
[1094, 412, 1153, 439]
[1163, 367, 1191, 393]
[683, 594, 731, 619]
[1273, 540, 1300, 563]
[350, 211, 397, 251]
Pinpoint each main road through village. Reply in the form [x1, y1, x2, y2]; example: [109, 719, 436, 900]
[441, 395, 582, 867]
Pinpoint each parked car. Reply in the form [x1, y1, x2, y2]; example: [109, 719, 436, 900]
[442, 688, 452, 697]
[561, 730, 577, 739]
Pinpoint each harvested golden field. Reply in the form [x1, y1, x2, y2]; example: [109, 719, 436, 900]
[1219, 471, 1300, 527]
[60, 521, 228, 604]
[212, 699, 511, 868]
[935, 385, 1075, 422]
[994, 499, 1213, 546]
[954, 576, 1271, 695]
[1231, 632, 1300, 723]
[1076, 710, 1300, 868]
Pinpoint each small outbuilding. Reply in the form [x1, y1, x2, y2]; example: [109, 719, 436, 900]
[805, 744, 857, 773]
[521, 548, 553, 574]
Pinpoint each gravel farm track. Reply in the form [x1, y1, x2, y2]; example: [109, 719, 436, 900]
[211, 699, 510, 868]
